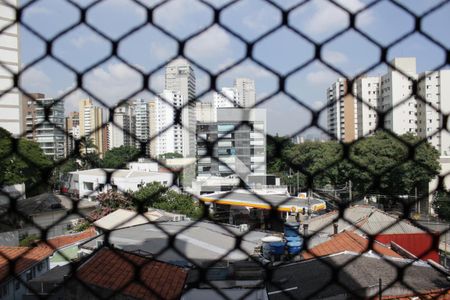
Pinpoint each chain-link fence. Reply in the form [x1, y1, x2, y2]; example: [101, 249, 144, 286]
[1, 0, 450, 299]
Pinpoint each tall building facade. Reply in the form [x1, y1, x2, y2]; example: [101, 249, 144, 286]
[0, 0, 23, 136]
[79, 99, 104, 156]
[417, 70, 450, 156]
[356, 76, 380, 137]
[196, 101, 216, 123]
[380, 57, 418, 136]
[234, 78, 256, 108]
[108, 103, 135, 150]
[197, 108, 267, 180]
[25, 95, 65, 160]
[213, 87, 238, 108]
[327, 57, 450, 156]
[152, 90, 184, 157]
[65, 111, 80, 156]
[133, 98, 149, 152]
[326, 78, 358, 142]
[165, 58, 196, 157]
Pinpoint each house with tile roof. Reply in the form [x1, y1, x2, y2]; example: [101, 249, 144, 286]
[0, 245, 53, 300]
[302, 230, 402, 260]
[306, 205, 440, 262]
[0, 228, 97, 300]
[35, 247, 188, 300]
[266, 252, 450, 299]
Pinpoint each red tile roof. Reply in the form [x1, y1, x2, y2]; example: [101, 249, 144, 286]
[0, 228, 97, 282]
[43, 227, 97, 249]
[77, 248, 187, 300]
[0, 246, 53, 282]
[302, 230, 402, 260]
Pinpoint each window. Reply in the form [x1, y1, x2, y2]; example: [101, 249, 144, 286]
[0, 285, 8, 298]
[83, 182, 94, 191]
[15, 280, 20, 290]
[26, 270, 32, 281]
[37, 262, 43, 272]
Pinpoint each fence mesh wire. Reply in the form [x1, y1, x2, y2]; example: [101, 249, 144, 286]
[1, 0, 450, 299]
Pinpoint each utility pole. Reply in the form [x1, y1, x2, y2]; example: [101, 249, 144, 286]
[296, 172, 299, 196]
[349, 180, 352, 203]
[415, 187, 419, 215]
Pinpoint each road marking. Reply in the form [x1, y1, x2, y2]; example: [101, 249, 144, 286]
[267, 286, 298, 295]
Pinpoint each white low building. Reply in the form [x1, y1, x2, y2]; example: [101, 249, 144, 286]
[68, 168, 174, 200]
[126, 158, 159, 172]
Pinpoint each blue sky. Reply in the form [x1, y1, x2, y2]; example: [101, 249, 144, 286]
[15, 0, 450, 136]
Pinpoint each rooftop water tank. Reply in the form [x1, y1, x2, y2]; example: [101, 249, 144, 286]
[287, 241, 302, 255]
[261, 236, 284, 260]
[284, 222, 300, 238]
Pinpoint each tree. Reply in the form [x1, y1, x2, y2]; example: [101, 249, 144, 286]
[89, 190, 133, 221]
[278, 131, 440, 205]
[349, 132, 440, 196]
[433, 190, 450, 222]
[133, 182, 202, 218]
[266, 134, 293, 174]
[50, 158, 80, 190]
[283, 141, 343, 188]
[0, 127, 53, 196]
[78, 152, 102, 170]
[102, 146, 141, 169]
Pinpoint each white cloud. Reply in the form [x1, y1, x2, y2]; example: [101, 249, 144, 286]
[323, 50, 348, 65]
[186, 25, 232, 60]
[149, 42, 172, 61]
[223, 63, 274, 80]
[20, 67, 52, 93]
[312, 100, 325, 109]
[154, 0, 208, 33]
[306, 69, 337, 86]
[71, 34, 103, 49]
[102, 0, 146, 18]
[301, 0, 374, 35]
[242, 6, 279, 32]
[23, 6, 52, 16]
[82, 62, 144, 105]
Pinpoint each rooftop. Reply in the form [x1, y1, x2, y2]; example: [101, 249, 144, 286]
[302, 231, 402, 260]
[76, 247, 187, 300]
[0, 245, 53, 282]
[70, 168, 171, 178]
[306, 205, 426, 237]
[82, 220, 268, 265]
[267, 252, 450, 299]
[42, 227, 97, 249]
[93, 208, 184, 231]
[200, 190, 326, 212]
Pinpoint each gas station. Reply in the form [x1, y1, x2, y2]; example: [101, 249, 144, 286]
[199, 190, 327, 229]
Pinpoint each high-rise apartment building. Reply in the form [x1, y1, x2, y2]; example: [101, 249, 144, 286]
[0, 0, 23, 136]
[417, 70, 450, 156]
[327, 57, 450, 156]
[197, 108, 267, 180]
[148, 99, 157, 157]
[79, 99, 104, 156]
[133, 98, 149, 152]
[65, 111, 80, 156]
[196, 101, 216, 123]
[213, 87, 238, 108]
[25, 95, 65, 160]
[234, 78, 256, 108]
[356, 76, 380, 137]
[380, 57, 418, 136]
[327, 78, 358, 142]
[108, 103, 135, 150]
[151, 90, 184, 157]
[165, 58, 196, 157]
